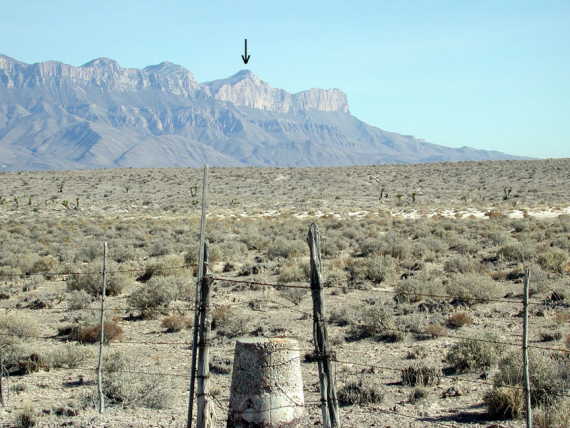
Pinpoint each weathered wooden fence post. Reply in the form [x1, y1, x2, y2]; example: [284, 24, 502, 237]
[188, 165, 209, 428]
[307, 223, 340, 428]
[96, 241, 108, 414]
[196, 243, 214, 428]
[523, 268, 532, 428]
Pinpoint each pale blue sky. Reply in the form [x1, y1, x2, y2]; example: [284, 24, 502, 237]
[2, 1, 569, 158]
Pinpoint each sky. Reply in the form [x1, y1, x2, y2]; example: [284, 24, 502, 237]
[1, 0, 569, 159]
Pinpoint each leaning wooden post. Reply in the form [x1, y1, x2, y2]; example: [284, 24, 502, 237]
[188, 165, 209, 428]
[307, 223, 340, 428]
[197, 243, 214, 428]
[523, 268, 532, 428]
[96, 241, 108, 414]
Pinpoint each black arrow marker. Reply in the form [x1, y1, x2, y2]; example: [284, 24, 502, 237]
[241, 38, 251, 64]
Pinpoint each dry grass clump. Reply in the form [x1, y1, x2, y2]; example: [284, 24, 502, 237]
[401, 364, 441, 386]
[533, 397, 570, 428]
[484, 386, 524, 419]
[423, 324, 448, 338]
[446, 312, 473, 329]
[160, 314, 193, 332]
[445, 334, 504, 373]
[338, 378, 384, 406]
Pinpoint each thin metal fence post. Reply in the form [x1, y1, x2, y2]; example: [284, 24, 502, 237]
[188, 165, 209, 428]
[523, 268, 532, 428]
[96, 241, 108, 414]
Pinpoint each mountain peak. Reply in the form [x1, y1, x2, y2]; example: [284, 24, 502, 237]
[81, 57, 120, 69]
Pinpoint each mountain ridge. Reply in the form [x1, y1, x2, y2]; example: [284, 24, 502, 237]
[0, 54, 530, 171]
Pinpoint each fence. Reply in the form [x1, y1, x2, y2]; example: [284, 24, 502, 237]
[1, 169, 569, 427]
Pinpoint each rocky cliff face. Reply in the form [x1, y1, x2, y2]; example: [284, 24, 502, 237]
[201, 70, 349, 113]
[0, 54, 526, 171]
[0, 55, 198, 96]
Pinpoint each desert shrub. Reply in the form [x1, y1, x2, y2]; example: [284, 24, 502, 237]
[537, 249, 568, 273]
[328, 307, 357, 326]
[73, 321, 124, 344]
[445, 273, 502, 305]
[338, 378, 384, 406]
[148, 241, 172, 257]
[67, 289, 94, 310]
[497, 243, 534, 263]
[30, 255, 59, 277]
[445, 334, 504, 373]
[267, 238, 305, 260]
[350, 303, 401, 341]
[484, 386, 524, 419]
[539, 330, 562, 342]
[140, 254, 186, 280]
[67, 263, 131, 297]
[422, 237, 448, 254]
[423, 324, 448, 339]
[448, 238, 478, 255]
[279, 287, 309, 305]
[401, 364, 441, 386]
[365, 256, 394, 283]
[14, 403, 37, 428]
[444, 256, 476, 274]
[394, 277, 445, 303]
[212, 306, 252, 338]
[161, 314, 192, 332]
[487, 231, 512, 246]
[533, 397, 570, 428]
[48, 343, 93, 368]
[446, 312, 473, 329]
[127, 276, 178, 318]
[0, 312, 40, 339]
[492, 351, 570, 408]
[277, 260, 308, 283]
[83, 350, 173, 409]
[408, 387, 429, 403]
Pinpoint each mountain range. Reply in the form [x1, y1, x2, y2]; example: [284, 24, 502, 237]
[0, 54, 527, 171]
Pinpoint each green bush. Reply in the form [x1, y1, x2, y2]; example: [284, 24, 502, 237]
[497, 243, 534, 263]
